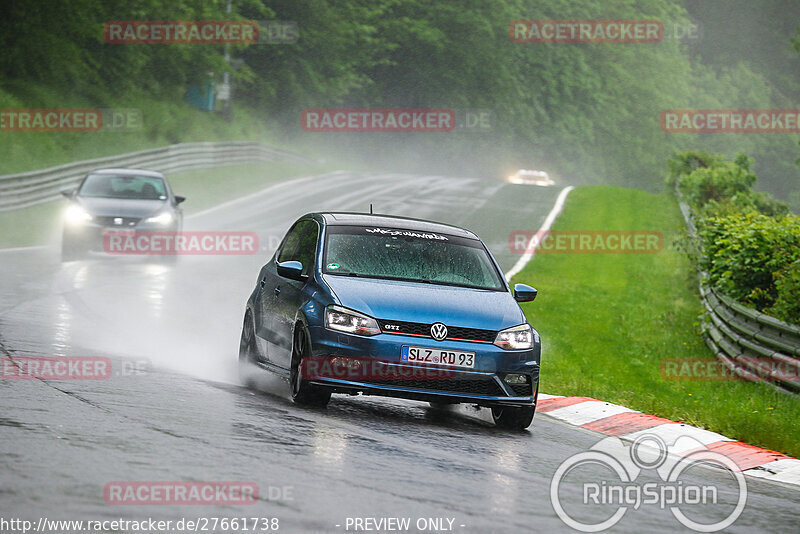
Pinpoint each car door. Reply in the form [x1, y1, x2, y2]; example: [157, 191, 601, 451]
[252, 261, 277, 363]
[254, 222, 302, 361]
[269, 219, 320, 369]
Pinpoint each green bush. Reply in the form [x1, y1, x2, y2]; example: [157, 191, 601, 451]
[699, 212, 800, 321]
[668, 150, 797, 323]
[678, 154, 756, 208]
[666, 149, 724, 186]
[700, 191, 790, 219]
[769, 259, 800, 323]
[670, 152, 788, 218]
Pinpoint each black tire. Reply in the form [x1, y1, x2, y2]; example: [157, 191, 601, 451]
[290, 326, 331, 407]
[61, 235, 84, 262]
[491, 405, 535, 430]
[238, 312, 258, 386]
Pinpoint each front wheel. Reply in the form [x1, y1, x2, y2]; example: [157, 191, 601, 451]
[290, 326, 330, 407]
[61, 235, 85, 262]
[491, 405, 535, 430]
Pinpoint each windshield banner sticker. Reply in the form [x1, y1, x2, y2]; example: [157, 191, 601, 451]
[364, 228, 449, 241]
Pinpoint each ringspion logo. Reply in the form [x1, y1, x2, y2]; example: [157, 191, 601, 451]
[510, 20, 663, 43]
[551, 434, 746, 532]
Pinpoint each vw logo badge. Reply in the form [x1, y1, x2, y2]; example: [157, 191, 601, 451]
[430, 322, 448, 341]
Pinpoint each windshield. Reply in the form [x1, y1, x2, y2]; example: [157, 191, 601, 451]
[78, 174, 168, 200]
[323, 226, 506, 291]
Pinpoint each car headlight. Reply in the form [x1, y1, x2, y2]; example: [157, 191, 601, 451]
[494, 324, 534, 350]
[145, 212, 174, 225]
[65, 204, 92, 224]
[325, 305, 380, 336]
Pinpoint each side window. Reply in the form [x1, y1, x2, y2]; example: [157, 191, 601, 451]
[277, 220, 319, 275]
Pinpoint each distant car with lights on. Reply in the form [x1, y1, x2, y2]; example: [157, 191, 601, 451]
[238, 212, 542, 429]
[60, 168, 186, 260]
[507, 169, 554, 186]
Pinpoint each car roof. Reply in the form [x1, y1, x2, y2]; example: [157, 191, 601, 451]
[89, 168, 166, 178]
[316, 212, 479, 239]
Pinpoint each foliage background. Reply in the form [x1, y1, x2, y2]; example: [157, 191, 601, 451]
[1, 0, 799, 208]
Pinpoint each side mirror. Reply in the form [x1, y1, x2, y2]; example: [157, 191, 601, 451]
[174, 195, 186, 204]
[513, 283, 537, 303]
[61, 189, 76, 198]
[277, 260, 305, 281]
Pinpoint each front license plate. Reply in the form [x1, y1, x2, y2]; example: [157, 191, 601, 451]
[104, 228, 135, 236]
[401, 346, 475, 369]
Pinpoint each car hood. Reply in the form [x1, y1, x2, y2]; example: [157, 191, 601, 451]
[322, 274, 526, 331]
[77, 196, 167, 218]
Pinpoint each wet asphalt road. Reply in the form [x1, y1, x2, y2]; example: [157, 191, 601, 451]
[1, 171, 798, 533]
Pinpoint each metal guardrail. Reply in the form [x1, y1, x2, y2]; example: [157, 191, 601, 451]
[676, 189, 800, 393]
[0, 141, 315, 211]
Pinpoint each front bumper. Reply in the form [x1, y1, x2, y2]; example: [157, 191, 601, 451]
[63, 222, 179, 253]
[307, 325, 540, 407]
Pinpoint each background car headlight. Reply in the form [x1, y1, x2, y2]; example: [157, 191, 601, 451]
[325, 305, 380, 336]
[65, 204, 92, 224]
[494, 324, 533, 350]
[145, 212, 174, 225]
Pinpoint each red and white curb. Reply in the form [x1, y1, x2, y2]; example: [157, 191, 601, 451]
[537, 394, 800, 487]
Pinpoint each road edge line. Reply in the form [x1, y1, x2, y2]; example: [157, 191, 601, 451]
[504, 185, 574, 281]
[186, 171, 344, 220]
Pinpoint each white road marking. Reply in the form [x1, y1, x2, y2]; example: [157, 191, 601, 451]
[504, 185, 574, 280]
[0, 245, 48, 253]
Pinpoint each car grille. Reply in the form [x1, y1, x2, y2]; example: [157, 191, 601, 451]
[94, 216, 141, 227]
[508, 382, 533, 397]
[377, 319, 496, 343]
[363, 376, 506, 397]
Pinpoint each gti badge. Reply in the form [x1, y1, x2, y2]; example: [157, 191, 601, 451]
[430, 322, 448, 341]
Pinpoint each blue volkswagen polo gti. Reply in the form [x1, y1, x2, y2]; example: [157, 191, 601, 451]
[238, 213, 541, 429]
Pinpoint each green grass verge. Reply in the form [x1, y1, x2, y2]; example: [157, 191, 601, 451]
[513, 185, 800, 457]
[0, 83, 280, 174]
[0, 161, 339, 249]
